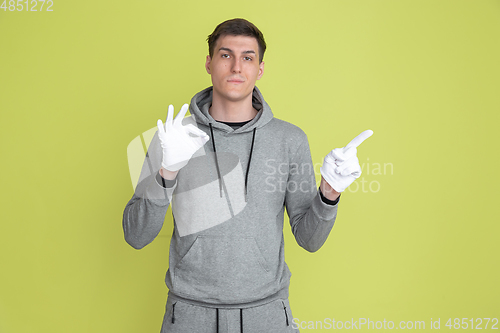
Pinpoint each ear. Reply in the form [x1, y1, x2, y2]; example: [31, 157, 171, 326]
[257, 61, 265, 80]
[205, 55, 212, 75]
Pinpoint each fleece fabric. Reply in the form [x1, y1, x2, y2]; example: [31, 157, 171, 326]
[160, 297, 300, 333]
[122, 85, 339, 309]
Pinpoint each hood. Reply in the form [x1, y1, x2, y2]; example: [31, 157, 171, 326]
[187, 85, 273, 202]
[188, 86, 274, 133]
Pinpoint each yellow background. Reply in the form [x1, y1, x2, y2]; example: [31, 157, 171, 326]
[1, 0, 499, 332]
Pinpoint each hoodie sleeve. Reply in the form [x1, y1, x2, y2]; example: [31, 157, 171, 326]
[122, 131, 176, 249]
[285, 134, 338, 253]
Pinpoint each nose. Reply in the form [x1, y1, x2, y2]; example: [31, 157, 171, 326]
[231, 58, 241, 73]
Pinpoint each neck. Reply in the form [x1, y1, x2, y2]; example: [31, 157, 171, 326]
[209, 89, 258, 122]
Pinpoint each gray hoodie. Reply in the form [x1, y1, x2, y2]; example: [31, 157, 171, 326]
[122, 86, 339, 309]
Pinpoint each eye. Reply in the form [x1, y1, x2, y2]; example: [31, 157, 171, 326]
[244, 56, 253, 61]
[222, 54, 230, 58]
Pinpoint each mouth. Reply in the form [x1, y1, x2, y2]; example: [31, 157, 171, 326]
[227, 78, 245, 84]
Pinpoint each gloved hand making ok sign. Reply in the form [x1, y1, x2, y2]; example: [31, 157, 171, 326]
[157, 104, 210, 172]
[320, 130, 373, 193]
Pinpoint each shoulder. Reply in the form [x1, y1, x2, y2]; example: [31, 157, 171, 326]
[263, 117, 311, 161]
[267, 117, 309, 144]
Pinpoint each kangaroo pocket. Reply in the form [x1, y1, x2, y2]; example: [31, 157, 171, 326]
[173, 235, 277, 304]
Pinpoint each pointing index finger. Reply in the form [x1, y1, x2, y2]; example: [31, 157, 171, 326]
[344, 130, 374, 151]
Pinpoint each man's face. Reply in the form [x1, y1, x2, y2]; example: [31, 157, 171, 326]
[205, 35, 264, 103]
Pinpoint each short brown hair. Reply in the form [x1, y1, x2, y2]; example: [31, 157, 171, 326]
[207, 18, 266, 63]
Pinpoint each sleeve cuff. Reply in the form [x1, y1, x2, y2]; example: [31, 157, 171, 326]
[319, 187, 340, 206]
[156, 170, 177, 188]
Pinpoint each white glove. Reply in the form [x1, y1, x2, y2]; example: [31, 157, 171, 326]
[320, 130, 373, 193]
[157, 104, 210, 172]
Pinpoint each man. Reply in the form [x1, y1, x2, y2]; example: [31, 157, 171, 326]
[123, 18, 372, 333]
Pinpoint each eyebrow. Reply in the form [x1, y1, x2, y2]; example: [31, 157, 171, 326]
[218, 47, 256, 55]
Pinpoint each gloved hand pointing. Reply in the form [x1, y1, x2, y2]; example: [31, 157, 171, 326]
[320, 130, 373, 193]
[157, 104, 210, 172]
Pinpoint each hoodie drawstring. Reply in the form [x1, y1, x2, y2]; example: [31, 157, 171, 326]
[244, 128, 256, 202]
[208, 123, 257, 202]
[209, 123, 224, 197]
